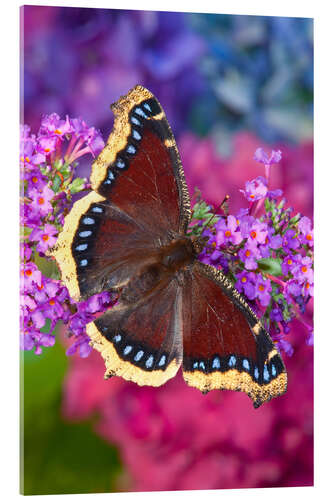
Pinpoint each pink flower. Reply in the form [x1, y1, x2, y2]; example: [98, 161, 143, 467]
[29, 185, 54, 216]
[240, 176, 268, 202]
[254, 148, 282, 165]
[215, 215, 242, 246]
[30, 223, 58, 253]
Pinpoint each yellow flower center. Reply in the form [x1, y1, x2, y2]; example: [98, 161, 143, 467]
[38, 197, 45, 205]
[287, 259, 292, 265]
[241, 277, 247, 283]
[301, 266, 307, 273]
[250, 194, 255, 199]
[49, 299, 55, 306]
[259, 284, 265, 291]
[250, 231, 257, 239]
[25, 269, 32, 277]
[54, 128, 62, 134]
[225, 230, 231, 238]
[42, 234, 49, 241]
[306, 234, 312, 241]
[245, 250, 251, 257]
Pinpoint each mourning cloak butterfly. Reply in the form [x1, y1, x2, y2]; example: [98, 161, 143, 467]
[51, 86, 287, 408]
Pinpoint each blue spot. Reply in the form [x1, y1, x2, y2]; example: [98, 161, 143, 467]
[145, 355, 154, 368]
[228, 355, 236, 367]
[104, 179, 111, 185]
[75, 243, 88, 252]
[80, 259, 88, 267]
[123, 345, 132, 356]
[242, 359, 250, 371]
[83, 217, 95, 225]
[199, 361, 205, 371]
[212, 357, 220, 370]
[113, 334, 121, 343]
[116, 158, 126, 169]
[263, 365, 270, 381]
[134, 350, 144, 362]
[271, 363, 277, 377]
[130, 116, 141, 126]
[158, 355, 166, 367]
[91, 206, 103, 213]
[132, 129, 141, 141]
[126, 144, 136, 155]
[108, 171, 115, 180]
[193, 361, 198, 369]
[79, 230, 92, 238]
[134, 107, 147, 118]
[143, 102, 152, 113]
[254, 366, 259, 380]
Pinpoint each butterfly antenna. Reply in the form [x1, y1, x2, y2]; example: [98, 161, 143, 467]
[200, 195, 230, 234]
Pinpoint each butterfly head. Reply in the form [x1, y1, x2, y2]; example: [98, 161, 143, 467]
[190, 235, 210, 256]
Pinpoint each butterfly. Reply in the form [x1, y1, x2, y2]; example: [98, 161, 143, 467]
[51, 85, 287, 408]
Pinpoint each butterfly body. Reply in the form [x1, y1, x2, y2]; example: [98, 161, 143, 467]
[51, 85, 287, 407]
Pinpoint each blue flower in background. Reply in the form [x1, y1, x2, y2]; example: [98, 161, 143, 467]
[22, 7, 313, 145]
[190, 14, 313, 143]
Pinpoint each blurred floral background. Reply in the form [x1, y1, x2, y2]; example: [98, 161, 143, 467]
[21, 6, 313, 495]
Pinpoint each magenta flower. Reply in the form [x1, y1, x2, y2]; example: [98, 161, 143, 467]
[39, 113, 73, 138]
[281, 254, 301, 276]
[215, 215, 242, 246]
[282, 229, 300, 251]
[234, 271, 257, 300]
[238, 240, 261, 270]
[240, 176, 268, 202]
[255, 275, 272, 307]
[245, 220, 268, 245]
[298, 216, 314, 247]
[29, 185, 54, 217]
[30, 223, 58, 254]
[20, 262, 42, 292]
[254, 148, 282, 165]
[293, 256, 313, 285]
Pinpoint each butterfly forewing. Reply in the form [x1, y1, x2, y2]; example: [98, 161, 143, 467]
[181, 262, 287, 407]
[90, 85, 191, 235]
[51, 86, 191, 300]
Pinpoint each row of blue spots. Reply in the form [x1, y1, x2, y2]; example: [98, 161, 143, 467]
[77, 205, 104, 267]
[112, 333, 167, 369]
[190, 354, 278, 384]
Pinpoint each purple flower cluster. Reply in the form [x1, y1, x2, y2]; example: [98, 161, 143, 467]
[196, 148, 314, 355]
[20, 114, 111, 355]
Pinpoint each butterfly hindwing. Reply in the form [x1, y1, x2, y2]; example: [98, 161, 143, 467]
[182, 262, 287, 408]
[87, 276, 183, 386]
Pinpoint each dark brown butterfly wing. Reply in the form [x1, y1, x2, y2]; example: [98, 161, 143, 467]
[90, 85, 191, 235]
[51, 86, 191, 299]
[181, 261, 287, 407]
[87, 276, 183, 386]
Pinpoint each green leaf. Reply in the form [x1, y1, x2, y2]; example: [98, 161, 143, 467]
[34, 253, 61, 280]
[68, 177, 85, 194]
[257, 257, 283, 276]
[51, 174, 62, 193]
[59, 163, 71, 179]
